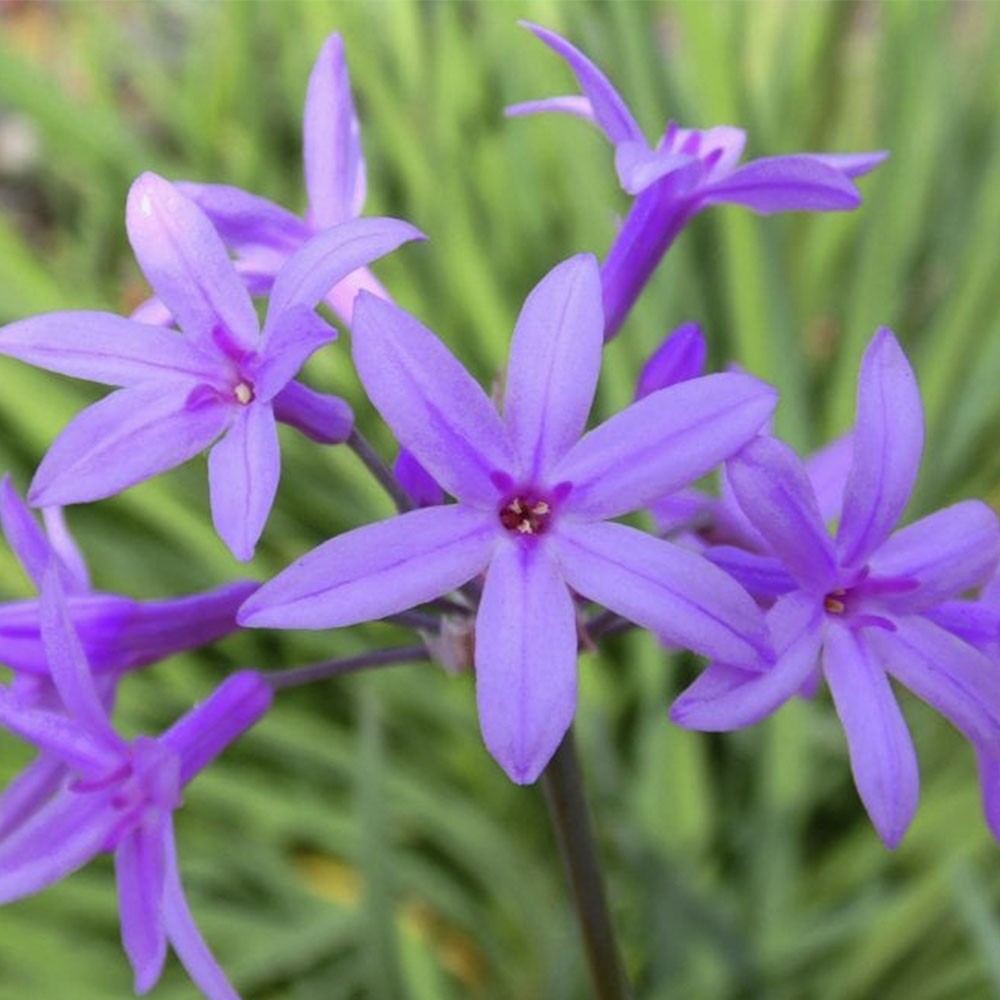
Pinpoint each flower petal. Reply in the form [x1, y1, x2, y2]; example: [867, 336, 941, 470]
[703, 545, 797, 600]
[160, 817, 241, 1000]
[869, 616, 1000, 752]
[823, 624, 919, 848]
[504, 255, 603, 478]
[174, 181, 309, 253]
[553, 520, 772, 668]
[976, 749, 1000, 843]
[727, 436, 837, 593]
[867, 501, 1000, 611]
[0, 693, 112, 774]
[518, 22, 644, 146]
[322, 263, 390, 325]
[1, 476, 64, 592]
[265, 216, 423, 323]
[254, 306, 336, 402]
[698, 155, 862, 214]
[126, 173, 260, 351]
[239, 505, 495, 629]
[303, 33, 367, 228]
[614, 144, 700, 195]
[39, 567, 122, 751]
[635, 322, 707, 400]
[395, 448, 445, 508]
[505, 95, 596, 123]
[554, 373, 776, 520]
[836, 329, 923, 568]
[352, 294, 515, 506]
[670, 592, 824, 730]
[0, 753, 68, 839]
[162, 671, 272, 785]
[30, 384, 231, 507]
[474, 542, 577, 784]
[208, 403, 280, 562]
[0, 311, 223, 386]
[271, 380, 353, 445]
[0, 788, 116, 904]
[116, 825, 168, 994]
[805, 151, 889, 179]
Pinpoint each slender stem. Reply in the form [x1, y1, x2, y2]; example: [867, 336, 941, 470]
[268, 645, 430, 691]
[586, 609, 638, 643]
[541, 728, 632, 1000]
[347, 428, 414, 513]
[384, 610, 441, 632]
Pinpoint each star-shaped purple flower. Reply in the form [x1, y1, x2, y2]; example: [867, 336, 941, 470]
[508, 22, 886, 339]
[240, 254, 776, 783]
[0, 172, 422, 560]
[0, 568, 271, 999]
[671, 329, 1000, 846]
[138, 33, 383, 327]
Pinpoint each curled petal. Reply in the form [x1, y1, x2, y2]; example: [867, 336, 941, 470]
[837, 329, 923, 568]
[208, 403, 280, 562]
[504, 255, 603, 478]
[352, 294, 515, 506]
[635, 322, 707, 400]
[475, 542, 577, 784]
[554, 373, 777, 521]
[239, 505, 496, 629]
[272, 380, 353, 445]
[615, 144, 699, 196]
[518, 22, 644, 146]
[30, 384, 231, 507]
[323, 264, 390, 326]
[554, 520, 772, 669]
[126, 173, 259, 351]
[805, 151, 889, 178]
[671, 593, 824, 730]
[303, 33, 367, 228]
[824, 624, 919, 848]
[727, 436, 837, 594]
[698, 155, 862, 214]
[867, 501, 1000, 611]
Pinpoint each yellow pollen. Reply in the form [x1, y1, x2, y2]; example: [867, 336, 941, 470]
[824, 589, 847, 614]
[234, 382, 253, 405]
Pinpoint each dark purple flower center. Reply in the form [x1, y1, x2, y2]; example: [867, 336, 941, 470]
[498, 493, 553, 536]
[822, 571, 917, 632]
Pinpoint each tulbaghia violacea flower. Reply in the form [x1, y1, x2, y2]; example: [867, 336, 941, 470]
[240, 254, 776, 783]
[0, 569, 271, 999]
[0, 172, 422, 560]
[508, 23, 886, 339]
[671, 329, 1000, 847]
[135, 33, 383, 327]
[0, 476, 255, 838]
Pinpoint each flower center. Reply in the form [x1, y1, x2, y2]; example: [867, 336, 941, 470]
[499, 494, 552, 536]
[823, 589, 847, 614]
[234, 381, 255, 405]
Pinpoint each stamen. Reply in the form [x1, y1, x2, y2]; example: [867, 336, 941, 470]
[824, 589, 846, 615]
[234, 382, 254, 405]
[499, 493, 553, 536]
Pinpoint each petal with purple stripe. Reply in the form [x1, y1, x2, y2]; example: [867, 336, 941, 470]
[239, 505, 496, 629]
[475, 541, 577, 783]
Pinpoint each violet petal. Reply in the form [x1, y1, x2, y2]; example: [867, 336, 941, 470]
[475, 541, 577, 784]
[271, 380, 353, 445]
[116, 824, 168, 994]
[239, 505, 496, 629]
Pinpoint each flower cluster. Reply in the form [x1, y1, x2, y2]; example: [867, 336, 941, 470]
[0, 21, 995, 1000]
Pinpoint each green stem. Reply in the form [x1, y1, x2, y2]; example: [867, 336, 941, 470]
[540, 728, 632, 1000]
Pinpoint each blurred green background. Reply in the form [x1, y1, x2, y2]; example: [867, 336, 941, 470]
[1, 1, 999, 997]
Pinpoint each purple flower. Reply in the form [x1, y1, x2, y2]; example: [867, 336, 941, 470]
[136, 33, 383, 327]
[671, 329, 1000, 847]
[508, 23, 886, 339]
[240, 254, 776, 783]
[0, 172, 422, 560]
[0, 568, 271, 998]
[0, 475, 255, 841]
